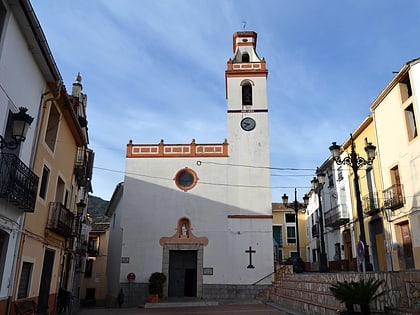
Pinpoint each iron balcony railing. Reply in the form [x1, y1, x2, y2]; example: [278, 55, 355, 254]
[325, 204, 350, 228]
[87, 236, 99, 256]
[74, 147, 94, 186]
[0, 153, 38, 212]
[383, 184, 405, 210]
[48, 202, 75, 238]
[362, 192, 381, 215]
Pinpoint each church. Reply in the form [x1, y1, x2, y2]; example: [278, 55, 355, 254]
[106, 31, 274, 304]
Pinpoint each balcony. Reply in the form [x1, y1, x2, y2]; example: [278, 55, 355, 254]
[325, 204, 349, 229]
[312, 223, 320, 238]
[0, 153, 38, 212]
[362, 192, 381, 215]
[74, 147, 94, 186]
[383, 184, 405, 210]
[47, 202, 75, 238]
[87, 236, 99, 257]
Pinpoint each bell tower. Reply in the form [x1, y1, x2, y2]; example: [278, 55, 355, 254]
[225, 31, 271, 213]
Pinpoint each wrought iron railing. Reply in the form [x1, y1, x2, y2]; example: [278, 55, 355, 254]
[362, 192, 380, 214]
[383, 184, 405, 210]
[87, 236, 99, 256]
[48, 202, 75, 237]
[0, 153, 38, 212]
[324, 204, 350, 228]
[74, 147, 94, 186]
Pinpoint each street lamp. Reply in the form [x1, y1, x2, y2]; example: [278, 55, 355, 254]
[311, 168, 328, 272]
[282, 188, 309, 273]
[0, 107, 34, 151]
[329, 133, 376, 271]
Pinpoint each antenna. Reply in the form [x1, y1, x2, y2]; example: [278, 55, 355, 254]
[242, 21, 247, 30]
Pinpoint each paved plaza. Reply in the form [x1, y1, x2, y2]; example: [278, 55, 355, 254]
[77, 301, 301, 315]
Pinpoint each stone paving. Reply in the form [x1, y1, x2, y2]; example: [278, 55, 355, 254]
[76, 300, 302, 315]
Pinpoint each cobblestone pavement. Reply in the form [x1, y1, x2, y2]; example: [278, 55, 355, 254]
[77, 301, 301, 315]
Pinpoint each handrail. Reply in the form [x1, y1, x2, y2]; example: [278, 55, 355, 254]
[252, 270, 275, 286]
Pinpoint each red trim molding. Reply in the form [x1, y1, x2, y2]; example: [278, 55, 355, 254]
[127, 139, 229, 158]
[228, 215, 273, 219]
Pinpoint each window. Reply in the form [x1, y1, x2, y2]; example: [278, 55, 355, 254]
[337, 166, 343, 181]
[45, 104, 60, 152]
[405, 104, 418, 140]
[285, 213, 296, 223]
[64, 190, 69, 208]
[242, 52, 250, 62]
[312, 248, 317, 262]
[39, 165, 50, 199]
[273, 225, 282, 263]
[174, 168, 198, 191]
[242, 82, 252, 106]
[328, 172, 334, 188]
[400, 74, 412, 103]
[17, 262, 33, 299]
[391, 165, 401, 187]
[366, 166, 378, 210]
[273, 225, 282, 247]
[286, 226, 296, 244]
[55, 177, 65, 203]
[85, 259, 93, 278]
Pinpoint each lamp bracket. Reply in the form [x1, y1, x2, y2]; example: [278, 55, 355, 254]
[333, 155, 373, 169]
[0, 135, 19, 151]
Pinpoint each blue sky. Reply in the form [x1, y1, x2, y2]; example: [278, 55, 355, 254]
[31, 1, 420, 202]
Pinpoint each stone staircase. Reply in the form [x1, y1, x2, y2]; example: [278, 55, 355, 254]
[258, 267, 342, 314]
[257, 267, 420, 315]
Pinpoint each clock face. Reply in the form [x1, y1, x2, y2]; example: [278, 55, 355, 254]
[240, 117, 256, 131]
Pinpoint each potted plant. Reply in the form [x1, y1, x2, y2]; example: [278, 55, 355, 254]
[148, 272, 166, 302]
[330, 278, 384, 314]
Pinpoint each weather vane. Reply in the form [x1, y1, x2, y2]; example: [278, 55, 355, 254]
[242, 21, 247, 30]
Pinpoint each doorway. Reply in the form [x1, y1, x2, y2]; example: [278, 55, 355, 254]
[399, 222, 414, 269]
[168, 250, 197, 297]
[37, 249, 55, 314]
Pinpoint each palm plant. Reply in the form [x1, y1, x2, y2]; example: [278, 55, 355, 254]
[330, 278, 384, 314]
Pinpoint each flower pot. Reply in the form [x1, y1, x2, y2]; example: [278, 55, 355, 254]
[148, 293, 159, 303]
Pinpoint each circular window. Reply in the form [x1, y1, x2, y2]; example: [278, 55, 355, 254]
[175, 168, 198, 191]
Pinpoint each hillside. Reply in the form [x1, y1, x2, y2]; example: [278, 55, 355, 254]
[87, 195, 110, 222]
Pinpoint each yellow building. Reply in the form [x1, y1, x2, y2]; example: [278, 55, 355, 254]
[339, 116, 386, 272]
[13, 77, 93, 314]
[272, 195, 309, 271]
[80, 222, 110, 307]
[370, 58, 420, 271]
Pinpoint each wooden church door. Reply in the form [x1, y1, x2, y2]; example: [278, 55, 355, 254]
[168, 250, 197, 297]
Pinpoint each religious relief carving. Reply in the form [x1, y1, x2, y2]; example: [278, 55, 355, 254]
[159, 217, 208, 246]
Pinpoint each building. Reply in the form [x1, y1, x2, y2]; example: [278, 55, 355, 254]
[307, 57, 420, 273]
[272, 200, 309, 269]
[107, 31, 274, 305]
[311, 116, 384, 272]
[80, 221, 110, 307]
[0, 0, 60, 313]
[12, 74, 93, 315]
[370, 58, 420, 271]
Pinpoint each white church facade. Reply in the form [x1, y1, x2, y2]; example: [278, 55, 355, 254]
[107, 31, 274, 304]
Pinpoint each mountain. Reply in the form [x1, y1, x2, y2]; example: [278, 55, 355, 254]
[87, 195, 110, 222]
